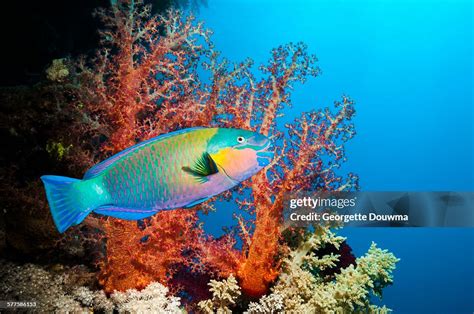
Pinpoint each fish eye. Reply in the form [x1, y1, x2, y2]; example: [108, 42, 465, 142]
[237, 136, 245, 143]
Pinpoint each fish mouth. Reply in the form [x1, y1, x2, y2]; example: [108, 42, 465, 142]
[255, 138, 274, 167]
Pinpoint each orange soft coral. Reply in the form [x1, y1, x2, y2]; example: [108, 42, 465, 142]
[70, 0, 357, 301]
[98, 209, 203, 293]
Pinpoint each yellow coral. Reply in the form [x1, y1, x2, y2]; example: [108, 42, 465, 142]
[198, 275, 241, 314]
[269, 227, 399, 313]
[46, 141, 72, 160]
[46, 59, 69, 82]
[356, 242, 400, 298]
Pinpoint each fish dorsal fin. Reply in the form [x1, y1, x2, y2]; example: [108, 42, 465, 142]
[182, 152, 218, 183]
[84, 127, 205, 180]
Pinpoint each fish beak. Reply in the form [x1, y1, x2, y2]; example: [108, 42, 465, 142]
[247, 133, 270, 148]
[247, 135, 274, 167]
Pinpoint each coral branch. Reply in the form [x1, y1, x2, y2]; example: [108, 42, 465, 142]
[198, 275, 241, 313]
[269, 229, 397, 312]
[98, 210, 203, 293]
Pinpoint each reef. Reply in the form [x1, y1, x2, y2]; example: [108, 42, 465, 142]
[0, 0, 399, 312]
[197, 226, 399, 313]
[0, 259, 182, 313]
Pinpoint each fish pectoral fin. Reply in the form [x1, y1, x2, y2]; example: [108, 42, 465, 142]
[182, 152, 218, 183]
[94, 205, 158, 220]
[183, 197, 211, 208]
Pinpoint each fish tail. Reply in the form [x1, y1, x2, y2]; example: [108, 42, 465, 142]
[40, 175, 95, 233]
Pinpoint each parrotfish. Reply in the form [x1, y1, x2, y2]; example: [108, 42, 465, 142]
[41, 127, 274, 233]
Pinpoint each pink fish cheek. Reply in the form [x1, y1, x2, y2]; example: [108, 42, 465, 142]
[225, 149, 259, 179]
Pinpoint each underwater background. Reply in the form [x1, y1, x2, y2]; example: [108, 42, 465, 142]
[196, 0, 473, 312]
[0, 0, 472, 312]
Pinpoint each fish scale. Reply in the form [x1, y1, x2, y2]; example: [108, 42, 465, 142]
[104, 129, 212, 208]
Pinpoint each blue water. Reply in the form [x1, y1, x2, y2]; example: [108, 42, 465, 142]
[196, 0, 474, 312]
